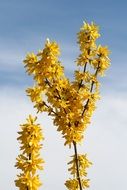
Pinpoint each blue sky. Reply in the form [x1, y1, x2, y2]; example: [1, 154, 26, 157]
[1, 0, 127, 92]
[0, 0, 127, 190]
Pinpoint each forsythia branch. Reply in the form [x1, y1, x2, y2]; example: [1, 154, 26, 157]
[73, 141, 83, 190]
[21, 21, 110, 190]
[15, 115, 44, 190]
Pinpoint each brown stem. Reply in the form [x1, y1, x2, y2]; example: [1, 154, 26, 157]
[73, 141, 82, 190]
[78, 48, 91, 90]
[79, 62, 87, 89]
[45, 78, 52, 88]
[29, 153, 31, 160]
[45, 78, 61, 100]
[26, 153, 31, 190]
[82, 65, 99, 117]
[45, 78, 67, 114]
[43, 101, 58, 116]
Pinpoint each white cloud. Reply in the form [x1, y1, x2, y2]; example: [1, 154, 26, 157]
[0, 87, 127, 190]
[0, 34, 126, 190]
[0, 87, 69, 190]
[84, 94, 127, 190]
[0, 39, 78, 76]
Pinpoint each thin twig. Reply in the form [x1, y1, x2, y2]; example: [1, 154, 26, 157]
[82, 65, 100, 116]
[78, 62, 87, 89]
[73, 141, 82, 190]
[43, 102, 58, 116]
[45, 78, 67, 114]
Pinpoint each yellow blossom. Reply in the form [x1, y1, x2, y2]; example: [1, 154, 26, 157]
[65, 179, 79, 190]
[15, 115, 44, 190]
[15, 173, 42, 190]
[22, 21, 110, 190]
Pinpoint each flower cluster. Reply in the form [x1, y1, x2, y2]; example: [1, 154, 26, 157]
[65, 154, 92, 190]
[15, 115, 44, 190]
[23, 21, 110, 190]
[24, 23, 110, 148]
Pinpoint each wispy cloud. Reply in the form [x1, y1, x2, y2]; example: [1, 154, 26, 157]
[0, 1, 127, 189]
[0, 87, 127, 190]
[1, 41, 126, 94]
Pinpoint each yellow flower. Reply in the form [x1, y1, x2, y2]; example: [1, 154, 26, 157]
[68, 154, 92, 177]
[23, 39, 64, 87]
[15, 173, 42, 190]
[65, 179, 79, 190]
[22, 21, 110, 190]
[15, 115, 44, 190]
[77, 22, 100, 51]
[23, 53, 38, 75]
